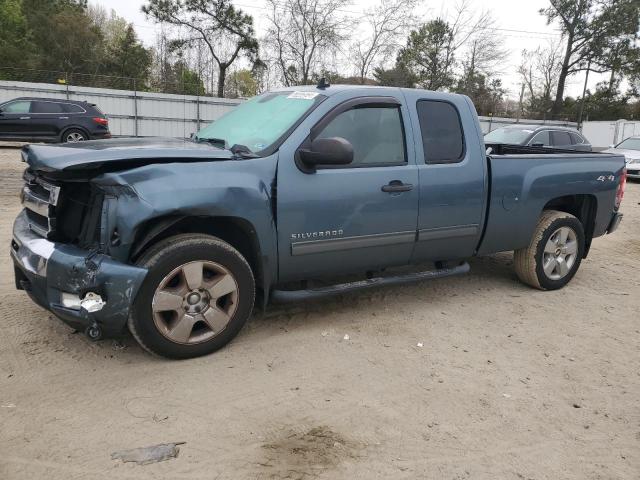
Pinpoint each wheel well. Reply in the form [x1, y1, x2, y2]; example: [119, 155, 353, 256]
[543, 194, 597, 257]
[130, 215, 263, 288]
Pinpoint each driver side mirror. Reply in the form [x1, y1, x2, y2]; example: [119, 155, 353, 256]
[299, 137, 354, 167]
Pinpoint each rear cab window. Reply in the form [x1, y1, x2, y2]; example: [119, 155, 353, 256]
[416, 100, 464, 164]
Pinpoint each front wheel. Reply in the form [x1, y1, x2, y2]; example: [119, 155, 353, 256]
[128, 234, 255, 359]
[514, 210, 585, 290]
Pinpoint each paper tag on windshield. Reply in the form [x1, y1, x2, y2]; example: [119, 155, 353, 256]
[287, 91, 319, 100]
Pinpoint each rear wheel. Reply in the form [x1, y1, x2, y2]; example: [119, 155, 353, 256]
[62, 128, 88, 143]
[128, 234, 255, 359]
[514, 210, 585, 290]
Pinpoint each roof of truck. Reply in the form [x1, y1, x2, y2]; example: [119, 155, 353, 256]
[272, 83, 403, 96]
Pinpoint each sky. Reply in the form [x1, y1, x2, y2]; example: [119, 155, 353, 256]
[90, 0, 607, 98]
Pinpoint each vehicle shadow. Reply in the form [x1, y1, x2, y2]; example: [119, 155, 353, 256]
[245, 252, 522, 340]
[68, 252, 523, 360]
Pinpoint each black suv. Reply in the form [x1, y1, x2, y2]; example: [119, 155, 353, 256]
[0, 97, 111, 143]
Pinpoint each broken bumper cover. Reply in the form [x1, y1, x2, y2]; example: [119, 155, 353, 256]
[11, 210, 148, 336]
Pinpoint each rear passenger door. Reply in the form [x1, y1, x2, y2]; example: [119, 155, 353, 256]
[30, 100, 67, 138]
[404, 93, 487, 262]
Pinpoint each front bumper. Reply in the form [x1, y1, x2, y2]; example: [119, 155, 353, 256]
[11, 210, 147, 336]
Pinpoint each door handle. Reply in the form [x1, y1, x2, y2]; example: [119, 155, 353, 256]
[381, 180, 413, 193]
[59, 116, 69, 119]
[19, 116, 30, 120]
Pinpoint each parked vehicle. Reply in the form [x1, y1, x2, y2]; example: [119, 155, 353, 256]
[0, 97, 110, 143]
[12, 85, 626, 359]
[484, 124, 592, 151]
[602, 136, 640, 179]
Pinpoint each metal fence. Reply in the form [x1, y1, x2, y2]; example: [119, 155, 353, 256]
[478, 115, 577, 134]
[6, 79, 631, 147]
[0, 80, 242, 138]
[581, 120, 640, 148]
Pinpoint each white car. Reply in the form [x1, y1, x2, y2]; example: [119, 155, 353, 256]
[603, 136, 640, 179]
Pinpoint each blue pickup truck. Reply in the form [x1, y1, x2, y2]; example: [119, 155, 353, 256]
[12, 84, 626, 358]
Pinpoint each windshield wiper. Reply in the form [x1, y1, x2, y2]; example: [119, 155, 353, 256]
[195, 137, 257, 159]
[230, 144, 259, 159]
[196, 137, 226, 148]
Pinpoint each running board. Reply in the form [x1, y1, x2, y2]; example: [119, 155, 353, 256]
[270, 262, 470, 303]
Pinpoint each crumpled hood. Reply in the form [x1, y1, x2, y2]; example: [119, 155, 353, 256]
[22, 137, 233, 173]
[602, 148, 640, 163]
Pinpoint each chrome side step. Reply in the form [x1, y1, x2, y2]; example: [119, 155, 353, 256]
[270, 262, 470, 303]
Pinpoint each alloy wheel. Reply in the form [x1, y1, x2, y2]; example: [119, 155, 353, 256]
[542, 226, 578, 280]
[66, 132, 85, 142]
[151, 260, 239, 344]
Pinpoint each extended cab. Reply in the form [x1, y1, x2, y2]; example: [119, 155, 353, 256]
[11, 85, 626, 358]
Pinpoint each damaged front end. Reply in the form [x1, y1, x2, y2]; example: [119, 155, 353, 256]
[11, 165, 147, 337]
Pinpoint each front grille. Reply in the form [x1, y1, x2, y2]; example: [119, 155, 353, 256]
[21, 170, 61, 238]
[21, 169, 103, 247]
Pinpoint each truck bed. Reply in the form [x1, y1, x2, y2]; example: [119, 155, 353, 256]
[485, 143, 607, 156]
[477, 149, 625, 255]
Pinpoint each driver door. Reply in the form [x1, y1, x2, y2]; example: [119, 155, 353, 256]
[276, 95, 420, 282]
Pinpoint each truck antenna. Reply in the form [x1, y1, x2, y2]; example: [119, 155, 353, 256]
[317, 77, 330, 89]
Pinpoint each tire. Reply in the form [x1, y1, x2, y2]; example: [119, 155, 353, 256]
[61, 128, 88, 143]
[128, 234, 255, 359]
[514, 210, 585, 290]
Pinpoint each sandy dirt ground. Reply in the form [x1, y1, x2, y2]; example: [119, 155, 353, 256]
[0, 146, 638, 480]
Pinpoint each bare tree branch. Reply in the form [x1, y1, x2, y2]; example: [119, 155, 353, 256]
[350, 0, 418, 84]
[265, 0, 351, 86]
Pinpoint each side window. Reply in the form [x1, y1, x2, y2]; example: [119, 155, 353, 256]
[63, 103, 85, 113]
[530, 130, 550, 146]
[569, 132, 584, 144]
[31, 101, 65, 113]
[316, 106, 406, 166]
[1, 101, 31, 113]
[551, 131, 572, 146]
[416, 100, 464, 164]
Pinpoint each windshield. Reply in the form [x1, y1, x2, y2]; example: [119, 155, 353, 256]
[196, 91, 325, 154]
[484, 127, 534, 144]
[615, 138, 640, 151]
